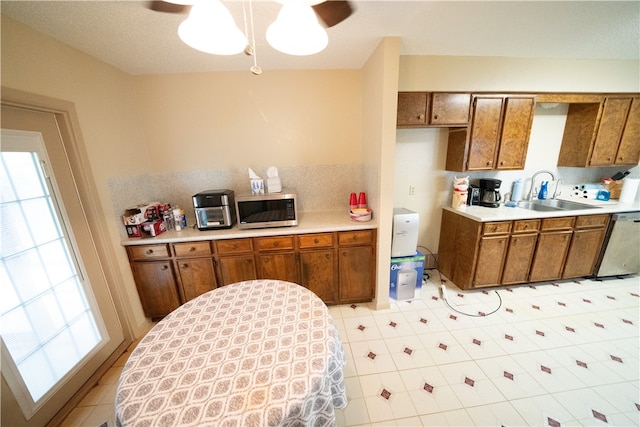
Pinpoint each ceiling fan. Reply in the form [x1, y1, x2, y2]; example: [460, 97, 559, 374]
[149, 0, 354, 28]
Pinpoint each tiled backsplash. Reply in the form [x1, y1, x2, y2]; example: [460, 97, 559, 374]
[108, 164, 365, 237]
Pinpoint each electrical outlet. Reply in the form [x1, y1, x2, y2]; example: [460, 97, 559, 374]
[409, 185, 416, 195]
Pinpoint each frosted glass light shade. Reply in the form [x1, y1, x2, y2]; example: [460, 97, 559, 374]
[266, 3, 328, 56]
[178, 0, 247, 55]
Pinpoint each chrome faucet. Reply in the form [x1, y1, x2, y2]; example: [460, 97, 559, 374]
[528, 170, 556, 200]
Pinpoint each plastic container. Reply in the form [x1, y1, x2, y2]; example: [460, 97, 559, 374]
[511, 178, 524, 201]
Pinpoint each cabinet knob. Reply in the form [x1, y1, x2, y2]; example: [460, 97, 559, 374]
[161, 265, 168, 270]
[181, 263, 188, 268]
[314, 238, 319, 244]
[274, 242, 279, 247]
[607, 157, 612, 161]
[189, 247, 196, 252]
[486, 161, 492, 166]
[500, 161, 505, 166]
[418, 114, 425, 120]
[146, 249, 154, 255]
[434, 114, 439, 120]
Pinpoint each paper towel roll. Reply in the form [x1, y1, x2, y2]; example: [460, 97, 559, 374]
[619, 178, 640, 204]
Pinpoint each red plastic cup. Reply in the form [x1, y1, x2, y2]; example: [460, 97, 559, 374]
[349, 192, 357, 208]
[358, 192, 367, 208]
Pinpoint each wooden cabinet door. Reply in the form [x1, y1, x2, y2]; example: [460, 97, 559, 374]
[563, 228, 606, 279]
[217, 255, 257, 286]
[397, 92, 428, 127]
[431, 93, 471, 125]
[467, 97, 504, 170]
[299, 250, 337, 304]
[590, 98, 632, 166]
[131, 261, 180, 319]
[175, 258, 217, 302]
[501, 233, 537, 285]
[529, 231, 572, 282]
[338, 246, 375, 302]
[473, 235, 508, 287]
[258, 252, 298, 283]
[616, 97, 640, 165]
[496, 96, 535, 170]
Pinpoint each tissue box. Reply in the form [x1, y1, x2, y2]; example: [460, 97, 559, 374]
[389, 251, 425, 300]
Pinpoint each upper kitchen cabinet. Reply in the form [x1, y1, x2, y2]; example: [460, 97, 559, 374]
[558, 96, 640, 167]
[397, 92, 471, 128]
[445, 95, 535, 171]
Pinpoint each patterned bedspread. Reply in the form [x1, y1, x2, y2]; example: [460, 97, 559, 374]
[115, 279, 347, 426]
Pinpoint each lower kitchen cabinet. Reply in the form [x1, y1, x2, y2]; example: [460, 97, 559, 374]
[125, 228, 376, 318]
[215, 238, 257, 286]
[130, 260, 181, 319]
[338, 246, 375, 302]
[473, 235, 509, 287]
[473, 221, 511, 287]
[299, 250, 337, 304]
[258, 253, 298, 283]
[175, 257, 217, 302]
[528, 229, 573, 282]
[437, 210, 611, 290]
[501, 232, 538, 285]
[562, 214, 609, 278]
[217, 255, 258, 285]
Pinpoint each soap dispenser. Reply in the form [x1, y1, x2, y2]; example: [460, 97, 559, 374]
[538, 181, 549, 200]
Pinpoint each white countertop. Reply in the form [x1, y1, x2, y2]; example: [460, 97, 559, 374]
[122, 210, 378, 246]
[444, 196, 640, 222]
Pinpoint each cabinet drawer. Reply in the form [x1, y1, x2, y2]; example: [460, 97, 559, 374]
[482, 222, 511, 235]
[575, 214, 609, 229]
[128, 244, 170, 260]
[254, 236, 294, 251]
[512, 219, 540, 234]
[215, 238, 253, 254]
[540, 217, 575, 231]
[173, 241, 212, 257]
[298, 233, 334, 249]
[338, 230, 375, 246]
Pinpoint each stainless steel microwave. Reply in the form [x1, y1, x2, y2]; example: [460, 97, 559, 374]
[235, 192, 298, 230]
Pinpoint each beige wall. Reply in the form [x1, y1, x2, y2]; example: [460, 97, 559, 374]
[134, 70, 362, 171]
[360, 37, 400, 310]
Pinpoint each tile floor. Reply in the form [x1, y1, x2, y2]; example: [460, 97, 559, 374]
[62, 274, 639, 427]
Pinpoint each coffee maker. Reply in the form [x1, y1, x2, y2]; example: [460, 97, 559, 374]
[479, 178, 502, 208]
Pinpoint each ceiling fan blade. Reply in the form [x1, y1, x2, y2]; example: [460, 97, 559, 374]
[312, 1, 353, 28]
[148, 1, 190, 13]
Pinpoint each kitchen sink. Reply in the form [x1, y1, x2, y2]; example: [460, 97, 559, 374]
[517, 199, 600, 211]
[517, 201, 564, 211]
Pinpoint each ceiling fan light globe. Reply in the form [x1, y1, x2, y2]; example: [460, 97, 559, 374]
[266, 3, 328, 56]
[178, 0, 247, 55]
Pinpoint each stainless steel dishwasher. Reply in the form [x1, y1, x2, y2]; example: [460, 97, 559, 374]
[594, 211, 640, 278]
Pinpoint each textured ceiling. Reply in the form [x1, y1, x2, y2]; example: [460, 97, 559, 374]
[2, 1, 639, 75]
